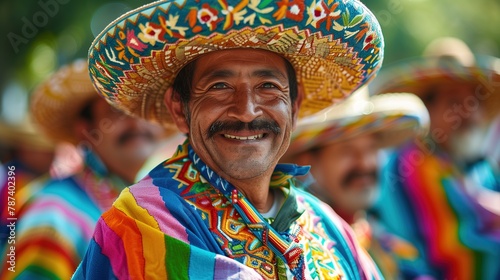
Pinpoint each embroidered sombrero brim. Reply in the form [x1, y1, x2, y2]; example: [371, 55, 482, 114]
[31, 59, 101, 144]
[88, 0, 384, 128]
[282, 87, 429, 159]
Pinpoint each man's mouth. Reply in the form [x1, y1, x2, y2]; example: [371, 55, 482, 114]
[223, 133, 264, 140]
[343, 172, 378, 189]
[207, 120, 280, 139]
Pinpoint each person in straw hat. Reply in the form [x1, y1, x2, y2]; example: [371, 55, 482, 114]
[281, 86, 429, 279]
[0, 59, 167, 279]
[73, 0, 386, 278]
[0, 116, 57, 257]
[0, 116, 56, 187]
[369, 37, 500, 280]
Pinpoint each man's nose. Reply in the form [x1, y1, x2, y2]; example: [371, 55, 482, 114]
[227, 87, 263, 123]
[354, 150, 378, 171]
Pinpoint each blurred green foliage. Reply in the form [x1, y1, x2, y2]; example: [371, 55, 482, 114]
[0, 0, 499, 121]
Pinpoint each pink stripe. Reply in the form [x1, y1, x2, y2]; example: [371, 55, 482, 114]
[129, 178, 189, 242]
[400, 147, 442, 266]
[94, 217, 129, 279]
[29, 196, 95, 239]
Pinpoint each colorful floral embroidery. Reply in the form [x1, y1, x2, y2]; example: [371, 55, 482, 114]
[159, 14, 189, 37]
[307, 1, 340, 30]
[220, 0, 249, 29]
[138, 23, 165, 46]
[198, 3, 222, 30]
[274, 0, 305, 21]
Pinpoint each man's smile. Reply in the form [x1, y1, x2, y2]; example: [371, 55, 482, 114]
[223, 133, 265, 140]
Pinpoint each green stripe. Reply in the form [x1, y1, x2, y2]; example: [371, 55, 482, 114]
[165, 234, 190, 277]
[21, 265, 60, 279]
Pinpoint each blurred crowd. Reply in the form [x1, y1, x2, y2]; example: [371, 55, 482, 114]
[0, 1, 499, 279]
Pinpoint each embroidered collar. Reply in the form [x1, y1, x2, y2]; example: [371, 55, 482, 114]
[186, 141, 309, 279]
[77, 146, 128, 210]
[80, 146, 129, 184]
[82, 146, 109, 179]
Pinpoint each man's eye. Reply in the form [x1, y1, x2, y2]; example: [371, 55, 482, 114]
[261, 82, 277, 89]
[211, 83, 228, 89]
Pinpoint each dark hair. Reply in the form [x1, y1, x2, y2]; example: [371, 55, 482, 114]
[171, 54, 299, 106]
[420, 90, 437, 107]
[286, 59, 298, 104]
[172, 62, 196, 106]
[79, 100, 95, 122]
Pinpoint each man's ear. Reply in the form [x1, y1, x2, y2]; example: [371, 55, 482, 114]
[291, 86, 304, 130]
[74, 118, 91, 144]
[164, 87, 189, 134]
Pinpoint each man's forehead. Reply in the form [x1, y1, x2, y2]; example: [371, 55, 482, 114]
[193, 49, 289, 78]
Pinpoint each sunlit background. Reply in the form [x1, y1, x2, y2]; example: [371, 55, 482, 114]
[0, 0, 499, 126]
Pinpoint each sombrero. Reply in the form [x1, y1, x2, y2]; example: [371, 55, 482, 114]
[88, 0, 384, 128]
[369, 37, 500, 120]
[282, 86, 429, 159]
[31, 59, 100, 144]
[0, 116, 55, 150]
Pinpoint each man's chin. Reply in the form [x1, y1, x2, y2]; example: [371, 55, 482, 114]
[344, 186, 379, 206]
[449, 127, 488, 163]
[345, 181, 377, 191]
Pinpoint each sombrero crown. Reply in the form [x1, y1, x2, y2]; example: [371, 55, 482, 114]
[31, 59, 100, 144]
[89, 0, 384, 128]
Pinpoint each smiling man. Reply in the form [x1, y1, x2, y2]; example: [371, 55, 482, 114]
[169, 49, 298, 212]
[73, 0, 385, 279]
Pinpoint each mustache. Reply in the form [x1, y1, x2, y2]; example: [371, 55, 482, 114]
[117, 131, 155, 146]
[342, 170, 378, 187]
[207, 119, 281, 138]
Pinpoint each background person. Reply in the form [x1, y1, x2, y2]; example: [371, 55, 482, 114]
[370, 37, 500, 280]
[0, 59, 168, 279]
[0, 116, 58, 257]
[0, 116, 57, 185]
[281, 87, 429, 279]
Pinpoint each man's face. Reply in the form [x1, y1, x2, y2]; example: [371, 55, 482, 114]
[184, 49, 298, 181]
[81, 98, 164, 178]
[426, 81, 487, 159]
[307, 134, 379, 215]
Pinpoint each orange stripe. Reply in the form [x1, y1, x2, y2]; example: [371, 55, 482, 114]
[114, 189, 168, 279]
[103, 207, 145, 278]
[413, 155, 473, 279]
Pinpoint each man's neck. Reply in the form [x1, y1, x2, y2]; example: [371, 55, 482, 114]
[337, 209, 366, 225]
[83, 148, 138, 185]
[223, 172, 275, 213]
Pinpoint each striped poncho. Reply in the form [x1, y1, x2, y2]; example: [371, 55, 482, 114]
[73, 141, 381, 280]
[0, 151, 127, 279]
[375, 139, 500, 280]
[0, 161, 50, 256]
